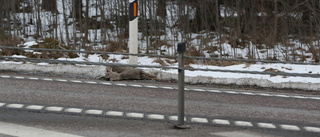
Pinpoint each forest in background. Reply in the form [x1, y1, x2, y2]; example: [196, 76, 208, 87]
[0, 0, 320, 63]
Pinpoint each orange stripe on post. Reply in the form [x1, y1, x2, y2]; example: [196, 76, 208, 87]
[134, 2, 137, 17]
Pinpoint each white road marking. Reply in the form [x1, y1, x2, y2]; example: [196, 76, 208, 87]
[65, 108, 83, 113]
[192, 89, 206, 92]
[292, 96, 307, 99]
[84, 81, 97, 84]
[160, 87, 174, 89]
[304, 126, 320, 133]
[308, 97, 320, 100]
[106, 111, 123, 117]
[0, 75, 10, 78]
[207, 90, 222, 93]
[71, 80, 82, 83]
[224, 91, 238, 94]
[26, 105, 44, 110]
[2, 101, 320, 134]
[28, 77, 39, 80]
[258, 93, 272, 96]
[191, 118, 208, 123]
[14, 76, 25, 79]
[130, 84, 142, 87]
[45, 106, 63, 112]
[275, 95, 289, 98]
[257, 123, 276, 129]
[212, 119, 231, 125]
[115, 83, 127, 86]
[169, 116, 186, 121]
[6, 104, 24, 109]
[0, 121, 83, 137]
[145, 85, 158, 88]
[126, 113, 144, 118]
[43, 78, 53, 81]
[235, 121, 253, 127]
[147, 114, 165, 120]
[85, 109, 103, 115]
[100, 82, 112, 85]
[56, 79, 68, 82]
[240, 92, 255, 95]
[280, 124, 300, 131]
[211, 131, 277, 137]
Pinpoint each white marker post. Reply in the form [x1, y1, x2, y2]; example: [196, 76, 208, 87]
[129, 0, 138, 64]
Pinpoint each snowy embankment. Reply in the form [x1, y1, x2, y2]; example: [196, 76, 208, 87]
[1, 41, 319, 91]
[0, 63, 106, 79]
[1, 55, 319, 91]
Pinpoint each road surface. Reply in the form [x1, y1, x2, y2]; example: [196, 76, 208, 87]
[0, 72, 320, 136]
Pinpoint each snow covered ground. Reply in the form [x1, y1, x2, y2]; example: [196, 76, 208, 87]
[1, 41, 319, 91]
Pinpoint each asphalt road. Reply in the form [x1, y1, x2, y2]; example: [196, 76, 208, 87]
[0, 72, 320, 137]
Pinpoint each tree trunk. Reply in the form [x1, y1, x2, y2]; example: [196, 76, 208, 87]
[62, 0, 70, 47]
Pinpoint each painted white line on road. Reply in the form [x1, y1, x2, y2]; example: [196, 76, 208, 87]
[145, 86, 158, 89]
[240, 92, 255, 95]
[257, 93, 272, 96]
[304, 126, 320, 133]
[160, 87, 174, 89]
[0, 103, 5, 107]
[212, 119, 230, 125]
[56, 79, 68, 82]
[235, 121, 253, 127]
[71, 80, 82, 83]
[224, 91, 238, 94]
[169, 116, 186, 121]
[14, 76, 25, 79]
[184, 88, 190, 91]
[116, 83, 127, 86]
[308, 97, 320, 100]
[85, 109, 103, 115]
[0, 75, 10, 78]
[147, 114, 165, 120]
[100, 82, 112, 85]
[275, 95, 289, 98]
[106, 111, 123, 117]
[28, 77, 39, 80]
[6, 104, 24, 109]
[192, 89, 206, 92]
[130, 84, 143, 87]
[191, 118, 208, 123]
[126, 113, 144, 118]
[0, 121, 84, 137]
[207, 90, 222, 93]
[43, 78, 53, 81]
[292, 96, 307, 99]
[26, 105, 44, 110]
[45, 106, 63, 112]
[65, 108, 83, 113]
[280, 124, 301, 131]
[84, 81, 97, 84]
[257, 123, 276, 129]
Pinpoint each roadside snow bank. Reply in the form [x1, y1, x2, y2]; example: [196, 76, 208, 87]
[1, 62, 319, 91]
[0, 63, 106, 79]
[144, 69, 320, 91]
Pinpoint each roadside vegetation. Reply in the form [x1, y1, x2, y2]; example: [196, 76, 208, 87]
[0, 0, 320, 65]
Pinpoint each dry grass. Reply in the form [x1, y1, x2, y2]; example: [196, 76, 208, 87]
[204, 60, 242, 67]
[264, 68, 283, 77]
[106, 40, 128, 52]
[153, 58, 168, 66]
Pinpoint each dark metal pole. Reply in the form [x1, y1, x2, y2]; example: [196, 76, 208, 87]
[175, 42, 190, 129]
[178, 49, 185, 125]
